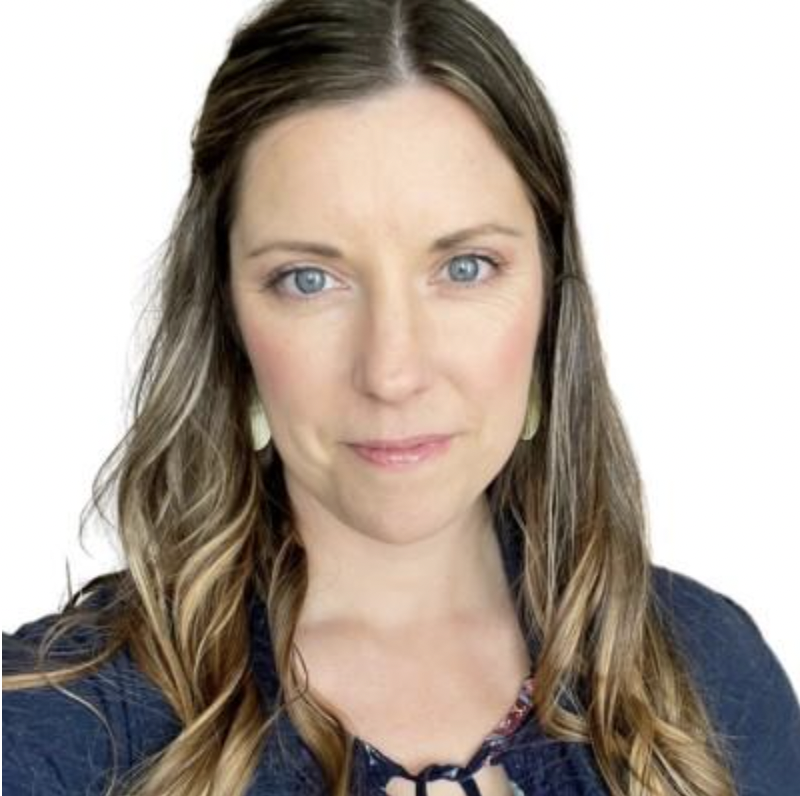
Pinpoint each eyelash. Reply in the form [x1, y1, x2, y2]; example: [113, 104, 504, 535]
[261, 252, 504, 302]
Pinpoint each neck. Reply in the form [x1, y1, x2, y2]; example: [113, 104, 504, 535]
[295, 498, 512, 635]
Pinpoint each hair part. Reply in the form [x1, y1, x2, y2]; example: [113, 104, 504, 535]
[4, 1, 739, 794]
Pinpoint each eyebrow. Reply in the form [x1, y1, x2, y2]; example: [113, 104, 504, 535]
[244, 222, 525, 260]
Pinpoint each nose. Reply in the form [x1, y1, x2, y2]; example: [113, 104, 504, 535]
[354, 279, 435, 403]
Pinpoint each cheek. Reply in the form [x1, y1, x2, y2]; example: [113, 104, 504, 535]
[460, 306, 537, 456]
[241, 317, 335, 417]
[497, 313, 536, 380]
[246, 332, 286, 394]
[474, 302, 539, 398]
[461, 264, 543, 394]
[237, 309, 296, 406]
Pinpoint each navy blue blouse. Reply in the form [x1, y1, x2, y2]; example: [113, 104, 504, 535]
[4, 519, 800, 795]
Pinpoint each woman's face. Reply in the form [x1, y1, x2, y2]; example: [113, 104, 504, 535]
[229, 83, 544, 545]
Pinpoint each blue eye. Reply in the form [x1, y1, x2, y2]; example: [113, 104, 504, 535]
[285, 267, 329, 296]
[264, 252, 502, 301]
[446, 253, 499, 284]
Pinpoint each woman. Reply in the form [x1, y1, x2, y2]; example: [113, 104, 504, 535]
[3, 0, 799, 794]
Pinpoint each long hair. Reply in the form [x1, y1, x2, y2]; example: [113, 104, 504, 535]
[3, 1, 739, 794]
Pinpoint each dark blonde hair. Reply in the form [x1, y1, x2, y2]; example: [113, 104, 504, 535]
[3, 1, 739, 794]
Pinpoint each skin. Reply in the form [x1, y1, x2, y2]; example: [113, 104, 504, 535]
[229, 82, 544, 642]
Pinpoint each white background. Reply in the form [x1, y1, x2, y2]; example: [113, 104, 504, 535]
[1, 2, 797, 692]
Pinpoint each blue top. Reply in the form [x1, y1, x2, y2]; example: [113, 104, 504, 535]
[4, 517, 800, 795]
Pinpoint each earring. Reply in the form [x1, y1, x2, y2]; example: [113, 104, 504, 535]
[520, 378, 541, 441]
[249, 398, 271, 451]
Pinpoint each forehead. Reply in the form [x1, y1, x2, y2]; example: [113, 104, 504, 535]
[232, 83, 536, 248]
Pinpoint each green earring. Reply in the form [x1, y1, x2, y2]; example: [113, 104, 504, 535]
[520, 379, 541, 441]
[249, 398, 271, 452]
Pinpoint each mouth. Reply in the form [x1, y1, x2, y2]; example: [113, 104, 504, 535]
[346, 434, 454, 469]
[349, 433, 453, 451]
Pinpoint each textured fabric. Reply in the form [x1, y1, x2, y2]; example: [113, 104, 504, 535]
[4, 516, 800, 795]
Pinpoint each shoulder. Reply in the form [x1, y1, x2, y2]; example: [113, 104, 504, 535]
[3, 581, 180, 795]
[650, 564, 800, 791]
[649, 564, 794, 690]
[650, 564, 777, 672]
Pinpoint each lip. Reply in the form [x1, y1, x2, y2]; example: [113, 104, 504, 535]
[347, 435, 453, 469]
[350, 434, 453, 450]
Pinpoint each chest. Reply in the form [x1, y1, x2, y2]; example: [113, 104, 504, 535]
[294, 614, 533, 794]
